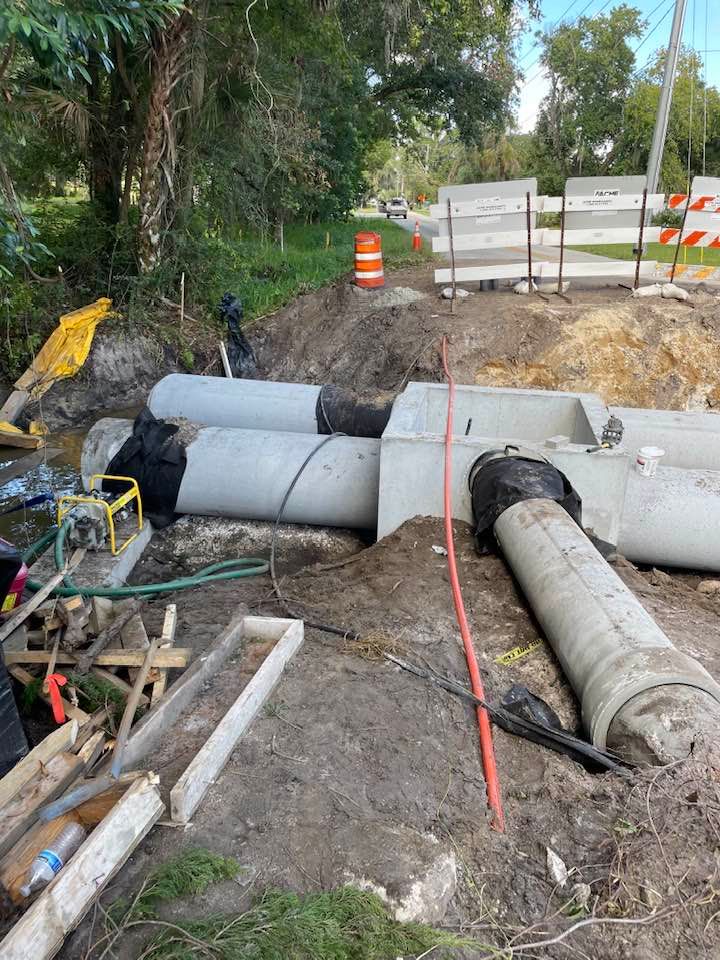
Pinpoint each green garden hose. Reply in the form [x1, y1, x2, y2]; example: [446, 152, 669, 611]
[23, 521, 269, 598]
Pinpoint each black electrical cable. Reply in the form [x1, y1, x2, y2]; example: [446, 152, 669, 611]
[269, 432, 360, 640]
[268, 434, 630, 775]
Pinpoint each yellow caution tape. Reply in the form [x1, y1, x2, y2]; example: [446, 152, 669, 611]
[494, 638, 544, 665]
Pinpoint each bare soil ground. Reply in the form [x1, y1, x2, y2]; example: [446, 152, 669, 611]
[254, 264, 720, 413]
[59, 266, 720, 958]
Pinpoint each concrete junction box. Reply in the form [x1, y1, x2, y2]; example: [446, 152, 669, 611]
[377, 382, 629, 544]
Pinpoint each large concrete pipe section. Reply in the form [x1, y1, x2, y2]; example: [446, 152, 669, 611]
[82, 418, 380, 529]
[148, 375, 323, 434]
[494, 498, 720, 763]
[612, 406, 720, 471]
[147, 374, 394, 437]
[618, 466, 720, 571]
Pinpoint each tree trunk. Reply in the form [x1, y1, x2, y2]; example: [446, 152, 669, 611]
[137, 11, 193, 273]
[87, 55, 125, 225]
[176, 0, 209, 221]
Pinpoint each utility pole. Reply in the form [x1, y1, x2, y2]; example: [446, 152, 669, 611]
[645, 0, 688, 195]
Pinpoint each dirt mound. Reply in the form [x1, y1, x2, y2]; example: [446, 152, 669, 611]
[79, 517, 720, 960]
[253, 267, 720, 411]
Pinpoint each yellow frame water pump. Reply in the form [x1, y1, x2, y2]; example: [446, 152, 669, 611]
[57, 475, 142, 555]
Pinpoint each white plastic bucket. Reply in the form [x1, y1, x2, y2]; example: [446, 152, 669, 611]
[636, 445, 665, 477]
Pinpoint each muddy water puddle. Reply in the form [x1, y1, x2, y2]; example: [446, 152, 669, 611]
[0, 405, 139, 549]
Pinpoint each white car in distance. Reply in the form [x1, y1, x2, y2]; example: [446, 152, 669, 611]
[386, 197, 408, 219]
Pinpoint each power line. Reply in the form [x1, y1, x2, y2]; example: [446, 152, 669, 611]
[518, 0, 616, 91]
[517, 0, 585, 65]
[520, 0, 675, 94]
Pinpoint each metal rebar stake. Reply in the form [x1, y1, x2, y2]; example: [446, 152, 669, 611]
[525, 191, 533, 293]
[634, 187, 648, 290]
[557, 192, 566, 294]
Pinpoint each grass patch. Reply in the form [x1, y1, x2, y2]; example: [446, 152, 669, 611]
[0, 208, 429, 380]
[99, 849, 466, 960]
[569, 242, 720, 267]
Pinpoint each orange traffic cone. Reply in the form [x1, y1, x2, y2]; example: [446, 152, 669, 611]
[412, 220, 422, 251]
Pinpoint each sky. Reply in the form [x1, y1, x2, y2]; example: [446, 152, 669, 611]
[514, 0, 720, 132]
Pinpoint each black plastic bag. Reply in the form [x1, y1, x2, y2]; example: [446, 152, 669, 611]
[220, 293, 257, 378]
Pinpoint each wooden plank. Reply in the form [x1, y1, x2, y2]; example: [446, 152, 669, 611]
[432, 229, 542, 252]
[110, 636, 162, 778]
[0, 429, 43, 450]
[74, 772, 143, 828]
[9, 665, 91, 724]
[0, 774, 163, 959]
[5, 648, 191, 668]
[74, 598, 143, 674]
[171, 619, 304, 823]
[0, 752, 84, 859]
[75, 731, 105, 771]
[91, 667, 150, 708]
[0, 390, 30, 424]
[0, 812, 82, 906]
[0, 568, 73, 646]
[99, 609, 249, 774]
[151, 604, 178, 707]
[0, 447, 61, 488]
[0, 721, 78, 809]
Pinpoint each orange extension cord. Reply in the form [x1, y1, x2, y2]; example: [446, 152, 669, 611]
[441, 335, 505, 832]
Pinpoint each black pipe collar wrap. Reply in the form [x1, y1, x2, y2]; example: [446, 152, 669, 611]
[470, 448, 582, 553]
[105, 407, 187, 528]
[316, 384, 394, 439]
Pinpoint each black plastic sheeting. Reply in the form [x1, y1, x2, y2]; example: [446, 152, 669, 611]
[470, 448, 582, 552]
[0, 648, 29, 777]
[316, 384, 394, 438]
[105, 407, 187, 528]
[0, 540, 29, 776]
[220, 293, 257, 378]
[0, 538, 21, 609]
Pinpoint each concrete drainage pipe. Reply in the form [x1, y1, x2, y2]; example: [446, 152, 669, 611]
[82, 418, 381, 530]
[494, 498, 720, 764]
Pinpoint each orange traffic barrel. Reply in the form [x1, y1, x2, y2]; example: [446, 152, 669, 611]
[354, 231, 384, 288]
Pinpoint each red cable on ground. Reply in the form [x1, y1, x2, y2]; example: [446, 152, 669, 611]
[440, 335, 505, 833]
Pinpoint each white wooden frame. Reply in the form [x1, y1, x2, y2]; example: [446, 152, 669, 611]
[170, 617, 304, 824]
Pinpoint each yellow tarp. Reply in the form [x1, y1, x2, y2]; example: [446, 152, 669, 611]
[15, 298, 113, 399]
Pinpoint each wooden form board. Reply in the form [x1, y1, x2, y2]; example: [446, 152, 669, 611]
[170, 618, 304, 823]
[0, 752, 84, 859]
[0, 721, 78, 809]
[5, 648, 190, 668]
[0, 775, 163, 960]
[0, 448, 61, 488]
[101, 607, 249, 774]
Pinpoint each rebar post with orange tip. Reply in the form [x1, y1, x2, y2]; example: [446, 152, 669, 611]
[633, 188, 648, 290]
[440, 335, 505, 833]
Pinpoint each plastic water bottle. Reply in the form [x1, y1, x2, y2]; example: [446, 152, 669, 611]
[20, 822, 86, 897]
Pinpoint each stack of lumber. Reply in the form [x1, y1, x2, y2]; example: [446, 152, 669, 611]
[0, 609, 304, 960]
